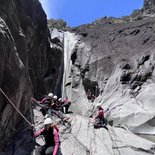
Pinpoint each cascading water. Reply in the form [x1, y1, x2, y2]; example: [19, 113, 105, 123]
[50, 29, 79, 99]
[62, 32, 78, 100]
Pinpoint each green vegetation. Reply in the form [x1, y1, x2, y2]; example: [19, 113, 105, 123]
[131, 9, 143, 21]
[47, 18, 67, 30]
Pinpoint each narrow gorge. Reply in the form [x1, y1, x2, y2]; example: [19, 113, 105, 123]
[1, 0, 155, 155]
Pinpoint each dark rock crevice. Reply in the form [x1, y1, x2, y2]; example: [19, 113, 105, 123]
[82, 78, 100, 98]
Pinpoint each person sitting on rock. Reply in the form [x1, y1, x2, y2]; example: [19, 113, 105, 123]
[33, 118, 59, 155]
[31, 93, 54, 116]
[61, 97, 71, 114]
[51, 95, 60, 111]
[58, 98, 67, 113]
[31, 93, 53, 105]
[94, 105, 108, 130]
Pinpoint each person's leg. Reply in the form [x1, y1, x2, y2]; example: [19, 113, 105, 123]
[104, 125, 108, 130]
[45, 146, 54, 155]
[40, 108, 45, 116]
[63, 106, 66, 114]
[51, 109, 65, 119]
[47, 108, 52, 118]
[104, 118, 108, 125]
[100, 124, 108, 130]
[60, 106, 63, 113]
[94, 122, 101, 129]
[65, 102, 71, 113]
[35, 146, 46, 155]
[100, 119, 108, 130]
[35, 147, 41, 155]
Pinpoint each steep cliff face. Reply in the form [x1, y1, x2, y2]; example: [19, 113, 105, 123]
[1, 0, 155, 154]
[66, 0, 155, 131]
[0, 0, 62, 153]
[143, 0, 155, 14]
[0, 17, 32, 151]
[58, 0, 155, 154]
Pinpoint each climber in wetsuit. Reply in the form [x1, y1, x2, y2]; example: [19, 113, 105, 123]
[31, 93, 54, 116]
[94, 105, 108, 130]
[33, 118, 59, 155]
[59, 97, 71, 114]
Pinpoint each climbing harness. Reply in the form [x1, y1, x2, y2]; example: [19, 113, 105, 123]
[0, 88, 32, 126]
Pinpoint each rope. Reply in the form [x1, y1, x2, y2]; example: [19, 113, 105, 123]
[0, 88, 32, 126]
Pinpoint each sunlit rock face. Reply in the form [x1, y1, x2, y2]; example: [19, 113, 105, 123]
[59, 1, 155, 154]
[143, 0, 155, 14]
[33, 107, 155, 155]
[1, 0, 155, 154]
[0, 0, 62, 154]
[64, 15, 155, 134]
[61, 115, 155, 155]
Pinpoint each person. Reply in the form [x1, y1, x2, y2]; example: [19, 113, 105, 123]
[31, 93, 54, 105]
[46, 96, 69, 121]
[94, 105, 108, 130]
[41, 93, 54, 105]
[31, 93, 54, 116]
[51, 95, 60, 111]
[33, 118, 59, 155]
[61, 97, 71, 114]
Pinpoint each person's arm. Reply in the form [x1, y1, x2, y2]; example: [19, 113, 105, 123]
[31, 97, 39, 103]
[52, 128, 59, 155]
[31, 97, 46, 104]
[62, 100, 69, 106]
[40, 98, 47, 104]
[96, 110, 103, 118]
[50, 101, 56, 108]
[33, 128, 44, 138]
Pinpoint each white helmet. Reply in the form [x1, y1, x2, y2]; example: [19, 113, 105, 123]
[44, 118, 52, 125]
[96, 103, 101, 107]
[53, 95, 58, 100]
[48, 93, 53, 98]
[58, 98, 62, 102]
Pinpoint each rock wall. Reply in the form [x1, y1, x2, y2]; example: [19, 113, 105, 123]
[0, 0, 62, 153]
[143, 0, 155, 14]
[60, 115, 155, 155]
[66, 4, 155, 132]
[29, 0, 155, 154]
[59, 1, 155, 154]
[1, 0, 155, 154]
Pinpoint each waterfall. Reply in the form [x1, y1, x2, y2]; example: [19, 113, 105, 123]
[50, 29, 78, 99]
[62, 32, 78, 100]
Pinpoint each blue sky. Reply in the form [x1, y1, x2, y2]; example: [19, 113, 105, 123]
[39, 0, 144, 27]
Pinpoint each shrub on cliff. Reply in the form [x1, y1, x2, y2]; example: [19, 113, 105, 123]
[47, 18, 67, 30]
